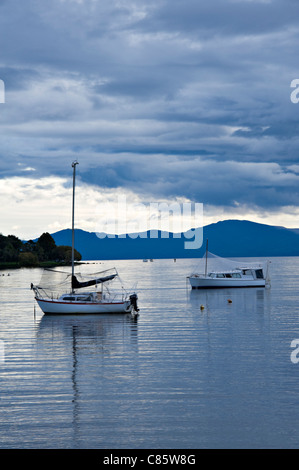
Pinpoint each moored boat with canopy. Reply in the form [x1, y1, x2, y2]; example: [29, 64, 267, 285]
[187, 240, 270, 289]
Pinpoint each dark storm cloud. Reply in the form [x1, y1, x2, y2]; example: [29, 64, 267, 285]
[0, 0, 298, 217]
[139, 0, 299, 37]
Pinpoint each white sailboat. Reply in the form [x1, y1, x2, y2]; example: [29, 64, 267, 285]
[187, 240, 270, 289]
[31, 161, 139, 315]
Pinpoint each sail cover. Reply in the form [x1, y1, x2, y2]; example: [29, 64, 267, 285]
[189, 251, 269, 276]
[71, 274, 116, 289]
[34, 267, 119, 298]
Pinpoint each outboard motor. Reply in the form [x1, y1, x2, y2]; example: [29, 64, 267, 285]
[129, 293, 139, 312]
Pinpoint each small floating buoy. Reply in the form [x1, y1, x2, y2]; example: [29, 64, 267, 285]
[227, 299, 232, 303]
[200, 305, 205, 310]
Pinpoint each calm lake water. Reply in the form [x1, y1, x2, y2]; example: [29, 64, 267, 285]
[1, 257, 299, 449]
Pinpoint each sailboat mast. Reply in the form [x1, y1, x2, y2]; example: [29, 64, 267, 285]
[71, 161, 79, 286]
[205, 239, 208, 278]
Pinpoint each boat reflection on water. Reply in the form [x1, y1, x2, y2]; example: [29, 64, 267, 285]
[36, 312, 139, 342]
[189, 286, 271, 317]
[35, 313, 139, 446]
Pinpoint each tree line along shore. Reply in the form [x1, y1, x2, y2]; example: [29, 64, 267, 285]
[0, 232, 82, 269]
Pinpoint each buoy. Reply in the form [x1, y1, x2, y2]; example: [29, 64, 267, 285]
[200, 305, 204, 310]
[228, 299, 232, 303]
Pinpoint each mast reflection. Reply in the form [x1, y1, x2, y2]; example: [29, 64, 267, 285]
[36, 314, 139, 446]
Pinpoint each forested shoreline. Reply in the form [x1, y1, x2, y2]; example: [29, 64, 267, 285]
[0, 232, 81, 269]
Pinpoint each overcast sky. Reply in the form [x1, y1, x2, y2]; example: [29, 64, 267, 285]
[0, 0, 299, 239]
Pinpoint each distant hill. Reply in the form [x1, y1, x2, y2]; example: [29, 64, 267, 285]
[49, 220, 299, 260]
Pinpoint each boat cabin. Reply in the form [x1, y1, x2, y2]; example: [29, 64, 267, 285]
[59, 292, 102, 302]
[208, 268, 264, 280]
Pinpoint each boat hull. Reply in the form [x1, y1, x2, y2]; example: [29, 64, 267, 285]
[35, 297, 133, 314]
[188, 277, 266, 289]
